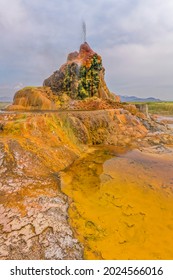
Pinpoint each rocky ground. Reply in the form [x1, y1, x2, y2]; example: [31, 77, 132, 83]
[0, 139, 82, 260]
[0, 109, 173, 259]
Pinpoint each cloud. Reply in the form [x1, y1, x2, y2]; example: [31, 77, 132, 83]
[0, 0, 173, 100]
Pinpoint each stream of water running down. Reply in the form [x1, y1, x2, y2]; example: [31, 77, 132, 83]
[62, 146, 173, 260]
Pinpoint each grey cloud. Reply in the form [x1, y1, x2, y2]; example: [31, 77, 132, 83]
[0, 0, 173, 101]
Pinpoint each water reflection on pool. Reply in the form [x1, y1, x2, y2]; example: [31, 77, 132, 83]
[62, 146, 173, 260]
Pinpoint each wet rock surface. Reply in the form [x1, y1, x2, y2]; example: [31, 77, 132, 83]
[62, 109, 148, 145]
[43, 42, 118, 101]
[0, 115, 83, 260]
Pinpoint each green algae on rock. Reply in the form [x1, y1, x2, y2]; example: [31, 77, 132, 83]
[44, 42, 118, 101]
[7, 42, 120, 111]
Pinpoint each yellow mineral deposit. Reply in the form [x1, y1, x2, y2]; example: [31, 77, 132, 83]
[62, 147, 173, 260]
[1, 39, 173, 261]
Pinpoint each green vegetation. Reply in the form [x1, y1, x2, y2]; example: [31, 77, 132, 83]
[147, 102, 173, 115]
[0, 102, 11, 109]
[63, 54, 102, 100]
[78, 54, 102, 99]
[129, 101, 173, 115]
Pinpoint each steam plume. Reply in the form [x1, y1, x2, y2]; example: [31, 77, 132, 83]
[82, 21, 86, 42]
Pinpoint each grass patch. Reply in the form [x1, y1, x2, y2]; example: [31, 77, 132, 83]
[147, 102, 173, 115]
[129, 101, 173, 115]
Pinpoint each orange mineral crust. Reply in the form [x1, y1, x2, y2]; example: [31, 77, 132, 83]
[62, 147, 173, 260]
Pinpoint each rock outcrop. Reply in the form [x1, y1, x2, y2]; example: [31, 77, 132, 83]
[44, 42, 119, 101]
[7, 87, 56, 111]
[7, 42, 120, 111]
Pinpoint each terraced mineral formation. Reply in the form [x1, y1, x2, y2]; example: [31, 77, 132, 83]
[7, 42, 120, 111]
[44, 42, 119, 101]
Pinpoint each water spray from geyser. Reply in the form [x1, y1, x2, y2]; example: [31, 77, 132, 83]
[82, 21, 86, 43]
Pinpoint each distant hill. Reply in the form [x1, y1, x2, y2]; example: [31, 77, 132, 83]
[0, 95, 12, 102]
[120, 95, 161, 102]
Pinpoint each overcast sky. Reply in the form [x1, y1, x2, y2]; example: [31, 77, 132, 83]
[0, 0, 173, 101]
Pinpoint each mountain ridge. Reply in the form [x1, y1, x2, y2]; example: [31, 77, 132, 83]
[120, 95, 162, 102]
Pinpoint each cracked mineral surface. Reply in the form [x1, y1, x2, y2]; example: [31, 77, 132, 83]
[0, 111, 173, 259]
[0, 117, 83, 259]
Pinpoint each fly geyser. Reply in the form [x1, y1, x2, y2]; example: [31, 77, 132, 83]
[8, 42, 120, 111]
[1, 40, 173, 260]
[44, 42, 117, 100]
